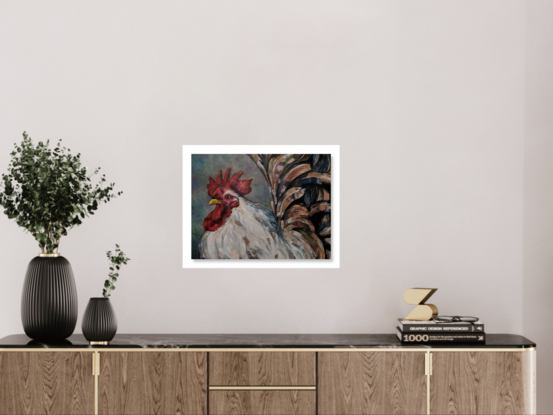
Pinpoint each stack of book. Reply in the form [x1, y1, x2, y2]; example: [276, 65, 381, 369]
[396, 319, 486, 344]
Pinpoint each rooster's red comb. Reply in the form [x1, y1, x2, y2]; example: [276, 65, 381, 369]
[207, 168, 253, 198]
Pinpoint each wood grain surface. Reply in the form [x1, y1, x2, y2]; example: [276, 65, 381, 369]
[209, 352, 315, 386]
[318, 351, 427, 415]
[98, 351, 207, 415]
[430, 351, 536, 415]
[0, 351, 94, 415]
[209, 390, 315, 415]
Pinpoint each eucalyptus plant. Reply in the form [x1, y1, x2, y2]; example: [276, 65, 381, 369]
[0, 132, 121, 254]
[103, 245, 130, 298]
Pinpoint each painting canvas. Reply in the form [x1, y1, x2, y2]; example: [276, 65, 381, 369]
[191, 154, 332, 260]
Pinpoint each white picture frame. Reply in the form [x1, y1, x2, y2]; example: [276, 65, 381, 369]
[183, 145, 340, 268]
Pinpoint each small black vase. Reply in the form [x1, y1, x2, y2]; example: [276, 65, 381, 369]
[82, 298, 117, 344]
[21, 255, 78, 341]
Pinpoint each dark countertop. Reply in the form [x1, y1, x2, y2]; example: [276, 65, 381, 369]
[0, 333, 536, 349]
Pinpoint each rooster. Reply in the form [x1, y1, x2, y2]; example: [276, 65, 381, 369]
[199, 154, 331, 259]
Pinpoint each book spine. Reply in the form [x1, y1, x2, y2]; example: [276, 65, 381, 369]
[398, 332, 486, 343]
[401, 324, 484, 333]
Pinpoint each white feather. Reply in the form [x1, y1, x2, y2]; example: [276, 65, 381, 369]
[199, 197, 314, 259]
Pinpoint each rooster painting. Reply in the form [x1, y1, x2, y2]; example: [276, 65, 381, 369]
[192, 154, 331, 260]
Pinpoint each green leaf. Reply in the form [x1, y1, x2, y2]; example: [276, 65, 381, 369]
[0, 132, 121, 251]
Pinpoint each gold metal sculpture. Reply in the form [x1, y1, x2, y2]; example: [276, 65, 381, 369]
[404, 288, 438, 320]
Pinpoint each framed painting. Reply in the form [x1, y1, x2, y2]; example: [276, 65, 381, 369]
[183, 145, 339, 268]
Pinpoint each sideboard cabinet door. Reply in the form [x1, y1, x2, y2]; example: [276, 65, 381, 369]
[430, 351, 536, 415]
[318, 351, 427, 415]
[98, 352, 207, 415]
[0, 351, 94, 415]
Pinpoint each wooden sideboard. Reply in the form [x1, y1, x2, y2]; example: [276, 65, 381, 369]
[0, 334, 536, 415]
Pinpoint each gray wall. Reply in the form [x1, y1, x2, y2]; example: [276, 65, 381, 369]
[524, 1, 553, 413]
[0, 1, 548, 411]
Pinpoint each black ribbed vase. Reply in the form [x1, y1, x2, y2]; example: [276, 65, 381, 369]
[21, 256, 78, 341]
[82, 298, 117, 343]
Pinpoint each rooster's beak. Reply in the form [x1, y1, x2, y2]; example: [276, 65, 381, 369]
[209, 199, 221, 205]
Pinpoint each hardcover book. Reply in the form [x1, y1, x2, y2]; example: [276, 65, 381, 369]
[398, 318, 484, 333]
[397, 327, 486, 343]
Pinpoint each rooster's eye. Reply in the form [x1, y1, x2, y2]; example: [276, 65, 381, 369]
[225, 195, 231, 200]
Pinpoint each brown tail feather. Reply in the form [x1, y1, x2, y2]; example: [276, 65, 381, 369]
[249, 154, 331, 259]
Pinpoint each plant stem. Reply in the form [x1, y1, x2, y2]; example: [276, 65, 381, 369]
[47, 216, 52, 253]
